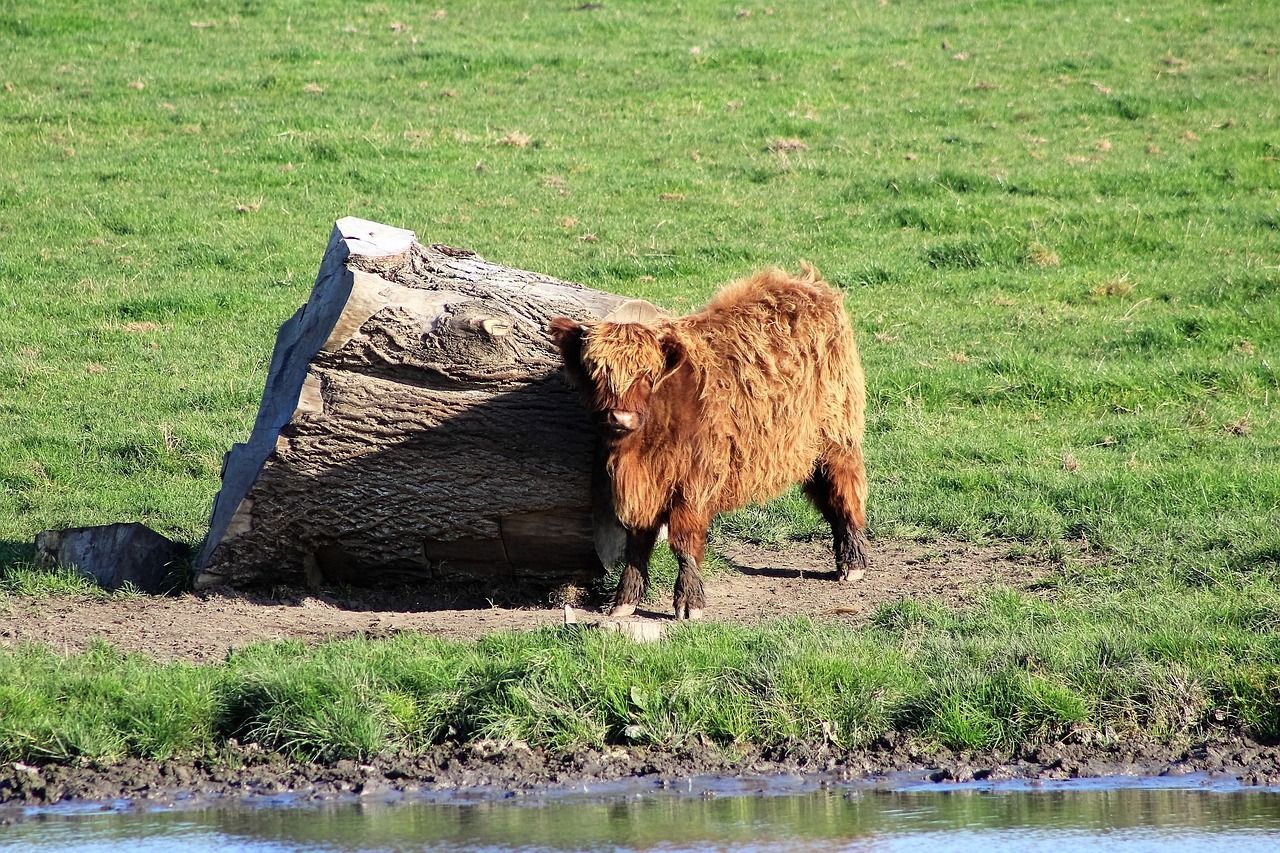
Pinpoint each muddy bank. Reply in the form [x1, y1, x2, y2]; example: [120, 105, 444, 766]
[5, 537, 1271, 813]
[4, 732, 1280, 812]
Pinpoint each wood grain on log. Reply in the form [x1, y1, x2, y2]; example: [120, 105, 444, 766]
[194, 217, 633, 591]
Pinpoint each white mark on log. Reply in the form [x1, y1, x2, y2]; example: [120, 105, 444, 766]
[452, 315, 514, 337]
[294, 371, 324, 418]
[336, 216, 417, 259]
[193, 569, 224, 588]
[321, 271, 392, 353]
[224, 497, 254, 540]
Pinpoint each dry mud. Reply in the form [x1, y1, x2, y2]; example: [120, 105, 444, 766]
[0, 538, 1040, 663]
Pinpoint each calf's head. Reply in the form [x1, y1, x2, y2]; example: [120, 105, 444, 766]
[548, 318, 685, 439]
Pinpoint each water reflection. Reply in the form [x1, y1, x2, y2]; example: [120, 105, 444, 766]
[8, 785, 1280, 852]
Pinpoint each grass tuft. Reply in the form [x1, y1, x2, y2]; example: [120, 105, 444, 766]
[5, 582, 1280, 766]
[0, 562, 107, 598]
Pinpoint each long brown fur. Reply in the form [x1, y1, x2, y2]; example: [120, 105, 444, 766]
[549, 264, 868, 618]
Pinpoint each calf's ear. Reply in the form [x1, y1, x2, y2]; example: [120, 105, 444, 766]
[654, 333, 687, 391]
[548, 317, 584, 346]
[548, 318, 590, 387]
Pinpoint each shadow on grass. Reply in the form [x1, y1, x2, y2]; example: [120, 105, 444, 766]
[0, 538, 36, 570]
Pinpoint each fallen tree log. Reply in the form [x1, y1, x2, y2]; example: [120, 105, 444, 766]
[194, 217, 641, 592]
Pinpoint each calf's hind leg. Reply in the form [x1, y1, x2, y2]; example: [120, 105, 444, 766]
[610, 526, 659, 617]
[803, 446, 870, 582]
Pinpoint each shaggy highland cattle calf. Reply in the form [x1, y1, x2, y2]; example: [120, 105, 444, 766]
[549, 264, 868, 620]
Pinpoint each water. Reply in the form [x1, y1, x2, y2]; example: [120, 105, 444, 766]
[5, 777, 1280, 852]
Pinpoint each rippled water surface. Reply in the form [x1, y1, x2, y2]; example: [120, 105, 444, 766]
[6, 780, 1280, 852]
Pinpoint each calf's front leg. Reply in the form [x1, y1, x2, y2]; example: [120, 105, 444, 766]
[610, 525, 659, 617]
[668, 505, 710, 620]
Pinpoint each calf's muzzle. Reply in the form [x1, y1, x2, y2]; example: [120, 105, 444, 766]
[605, 409, 639, 432]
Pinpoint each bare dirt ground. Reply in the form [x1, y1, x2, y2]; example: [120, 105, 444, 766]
[0, 538, 1046, 663]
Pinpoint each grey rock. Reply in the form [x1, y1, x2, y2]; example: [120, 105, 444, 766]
[34, 523, 185, 593]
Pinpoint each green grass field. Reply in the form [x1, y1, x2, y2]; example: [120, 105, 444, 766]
[1, 0, 1278, 762]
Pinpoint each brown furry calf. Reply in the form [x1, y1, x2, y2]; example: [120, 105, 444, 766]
[549, 264, 868, 620]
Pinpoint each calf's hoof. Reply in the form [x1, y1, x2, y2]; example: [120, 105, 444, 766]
[608, 602, 637, 618]
[839, 568, 865, 582]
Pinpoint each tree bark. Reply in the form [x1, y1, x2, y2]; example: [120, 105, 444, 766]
[193, 217, 631, 591]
